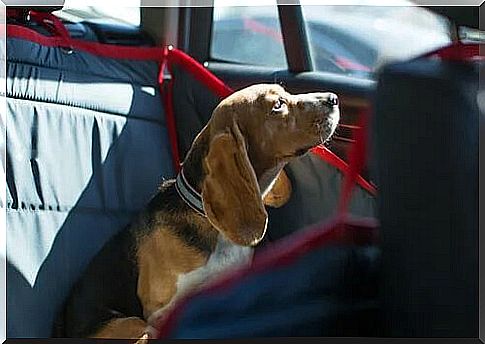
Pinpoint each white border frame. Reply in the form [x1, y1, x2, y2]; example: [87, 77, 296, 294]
[0, 2, 6, 343]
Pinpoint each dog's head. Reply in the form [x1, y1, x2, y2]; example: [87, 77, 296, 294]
[184, 84, 340, 246]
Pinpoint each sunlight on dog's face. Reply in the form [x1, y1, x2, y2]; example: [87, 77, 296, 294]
[212, 84, 340, 160]
[201, 84, 340, 247]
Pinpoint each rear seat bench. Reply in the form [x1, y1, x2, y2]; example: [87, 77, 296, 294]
[5, 9, 377, 338]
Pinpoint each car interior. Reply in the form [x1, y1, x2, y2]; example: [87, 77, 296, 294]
[3, 1, 482, 340]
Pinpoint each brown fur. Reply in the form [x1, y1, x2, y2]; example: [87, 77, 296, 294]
[202, 125, 268, 246]
[263, 170, 292, 208]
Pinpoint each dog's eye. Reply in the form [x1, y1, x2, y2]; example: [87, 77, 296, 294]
[272, 98, 287, 113]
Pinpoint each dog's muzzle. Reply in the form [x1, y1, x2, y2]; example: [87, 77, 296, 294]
[297, 92, 340, 142]
[324, 93, 339, 108]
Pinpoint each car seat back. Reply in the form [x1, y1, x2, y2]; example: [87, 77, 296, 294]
[6, 16, 174, 337]
[375, 45, 480, 337]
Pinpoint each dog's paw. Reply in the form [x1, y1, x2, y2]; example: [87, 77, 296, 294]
[134, 325, 158, 344]
[145, 324, 159, 339]
[134, 333, 150, 344]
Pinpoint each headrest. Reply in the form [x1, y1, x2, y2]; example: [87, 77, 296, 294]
[424, 6, 478, 29]
[4, 0, 64, 9]
[6, 3, 64, 19]
[14, 6, 63, 11]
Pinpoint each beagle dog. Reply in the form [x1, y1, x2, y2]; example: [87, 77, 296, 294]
[55, 84, 340, 339]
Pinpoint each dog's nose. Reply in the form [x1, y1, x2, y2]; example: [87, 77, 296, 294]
[295, 92, 339, 111]
[308, 93, 339, 108]
[325, 93, 339, 107]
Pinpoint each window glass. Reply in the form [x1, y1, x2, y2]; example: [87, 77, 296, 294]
[301, 3, 452, 78]
[211, 2, 287, 68]
[56, 0, 141, 27]
[211, 2, 452, 77]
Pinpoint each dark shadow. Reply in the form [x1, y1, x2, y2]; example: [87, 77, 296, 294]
[8, 112, 173, 337]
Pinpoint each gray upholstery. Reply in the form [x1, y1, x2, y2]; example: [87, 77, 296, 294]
[6, 37, 174, 337]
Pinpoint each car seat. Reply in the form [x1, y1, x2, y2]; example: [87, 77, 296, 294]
[6, 8, 174, 337]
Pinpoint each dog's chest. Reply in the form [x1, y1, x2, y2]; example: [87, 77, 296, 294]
[175, 235, 253, 296]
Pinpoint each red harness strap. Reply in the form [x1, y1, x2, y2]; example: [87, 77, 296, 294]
[422, 41, 483, 62]
[27, 10, 72, 43]
[311, 144, 377, 196]
[7, 11, 165, 60]
[159, 47, 182, 173]
[165, 47, 233, 98]
[161, 46, 234, 172]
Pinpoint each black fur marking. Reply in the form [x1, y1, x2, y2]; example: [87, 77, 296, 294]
[54, 226, 143, 338]
[145, 182, 216, 255]
[170, 223, 215, 255]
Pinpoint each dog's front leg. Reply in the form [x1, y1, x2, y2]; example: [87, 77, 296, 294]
[137, 256, 177, 320]
[136, 229, 208, 320]
[136, 265, 178, 341]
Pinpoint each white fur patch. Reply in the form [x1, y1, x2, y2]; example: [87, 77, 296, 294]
[175, 234, 253, 297]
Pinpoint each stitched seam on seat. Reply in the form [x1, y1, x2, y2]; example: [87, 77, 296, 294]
[5, 58, 159, 87]
[5, 203, 141, 215]
[6, 96, 165, 125]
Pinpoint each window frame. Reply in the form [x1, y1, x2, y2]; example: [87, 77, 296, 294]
[277, 3, 313, 73]
[178, 7, 213, 64]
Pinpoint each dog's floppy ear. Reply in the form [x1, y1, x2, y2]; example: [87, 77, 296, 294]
[202, 124, 267, 246]
[263, 170, 292, 208]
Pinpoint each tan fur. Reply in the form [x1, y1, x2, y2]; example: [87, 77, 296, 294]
[136, 228, 208, 318]
[263, 170, 292, 208]
[202, 126, 268, 246]
[91, 317, 147, 339]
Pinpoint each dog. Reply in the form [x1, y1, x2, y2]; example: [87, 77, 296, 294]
[55, 83, 340, 339]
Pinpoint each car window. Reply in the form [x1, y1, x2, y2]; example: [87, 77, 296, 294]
[55, 0, 141, 27]
[211, 2, 287, 68]
[211, 2, 452, 77]
[301, 3, 452, 78]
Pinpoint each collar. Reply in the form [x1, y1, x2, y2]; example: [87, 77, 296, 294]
[175, 168, 206, 217]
